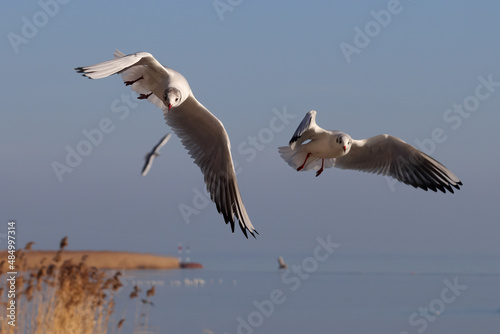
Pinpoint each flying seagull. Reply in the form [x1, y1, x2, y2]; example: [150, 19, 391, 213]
[141, 133, 171, 176]
[279, 110, 462, 193]
[75, 50, 257, 238]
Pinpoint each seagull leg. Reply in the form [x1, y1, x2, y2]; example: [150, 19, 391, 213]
[124, 76, 144, 86]
[315, 159, 324, 177]
[296, 153, 311, 171]
[137, 92, 153, 100]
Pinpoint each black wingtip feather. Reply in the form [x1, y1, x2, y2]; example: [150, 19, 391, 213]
[241, 226, 249, 239]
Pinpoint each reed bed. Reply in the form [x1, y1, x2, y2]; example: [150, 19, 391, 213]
[0, 238, 157, 334]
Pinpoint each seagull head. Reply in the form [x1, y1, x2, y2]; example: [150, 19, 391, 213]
[337, 134, 352, 155]
[164, 87, 182, 111]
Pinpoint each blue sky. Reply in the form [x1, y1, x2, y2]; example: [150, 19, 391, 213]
[1, 1, 499, 258]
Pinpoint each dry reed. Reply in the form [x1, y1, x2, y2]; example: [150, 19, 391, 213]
[0, 238, 156, 334]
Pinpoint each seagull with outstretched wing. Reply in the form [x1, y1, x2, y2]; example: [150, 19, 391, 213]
[279, 110, 462, 193]
[75, 50, 257, 238]
[141, 133, 171, 176]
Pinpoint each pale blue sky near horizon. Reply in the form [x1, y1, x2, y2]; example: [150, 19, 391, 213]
[1, 1, 499, 259]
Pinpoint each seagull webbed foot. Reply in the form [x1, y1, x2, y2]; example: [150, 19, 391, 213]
[315, 159, 324, 177]
[137, 92, 152, 100]
[296, 153, 311, 172]
[124, 76, 144, 86]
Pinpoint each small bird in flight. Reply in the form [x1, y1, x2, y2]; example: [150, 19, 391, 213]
[141, 133, 171, 176]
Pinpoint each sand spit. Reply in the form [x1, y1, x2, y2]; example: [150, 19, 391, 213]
[1, 250, 180, 270]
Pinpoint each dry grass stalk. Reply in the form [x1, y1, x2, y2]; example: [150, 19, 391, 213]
[0, 238, 140, 334]
[59, 236, 68, 250]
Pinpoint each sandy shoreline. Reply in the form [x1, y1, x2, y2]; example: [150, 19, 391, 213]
[0, 250, 180, 270]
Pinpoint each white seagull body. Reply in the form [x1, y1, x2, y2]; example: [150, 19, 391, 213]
[141, 133, 171, 176]
[279, 110, 462, 193]
[75, 50, 257, 238]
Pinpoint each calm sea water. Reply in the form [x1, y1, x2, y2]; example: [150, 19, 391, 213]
[112, 254, 500, 334]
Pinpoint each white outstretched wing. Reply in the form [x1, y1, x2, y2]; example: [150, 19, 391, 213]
[76, 50, 169, 110]
[154, 133, 172, 153]
[289, 110, 317, 149]
[75, 50, 167, 79]
[141, 153, 155, 177]
[334, 134, 462, 193]
[164, 96, 257, 238]
[112, 50, 167, 110]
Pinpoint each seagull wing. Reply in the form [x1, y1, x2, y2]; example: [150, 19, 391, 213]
[289, 110, 318, 149]
[141, 133, 171, 176]
[334, 134, 462, 193]
[153, 133, 172, 154]
[141, 153, 155, 176]
[164, 95, 257, 238]
[75, 50, 167, 79]
[75, 50, 169, 110]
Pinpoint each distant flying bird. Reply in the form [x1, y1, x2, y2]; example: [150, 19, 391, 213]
[278, 256, 288, 269]
[279, 110, 462, 193]
[117, 318, 125, 329]
[59, 236, 68, 250]
[141, 133, 171, 176]
[75, 50, 256, 238]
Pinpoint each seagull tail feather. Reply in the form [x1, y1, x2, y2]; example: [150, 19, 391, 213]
[278, 146, 333, 172]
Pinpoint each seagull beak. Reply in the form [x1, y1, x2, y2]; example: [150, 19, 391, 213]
[343, 146, 347, 153]
[168, 103, 172, 111]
